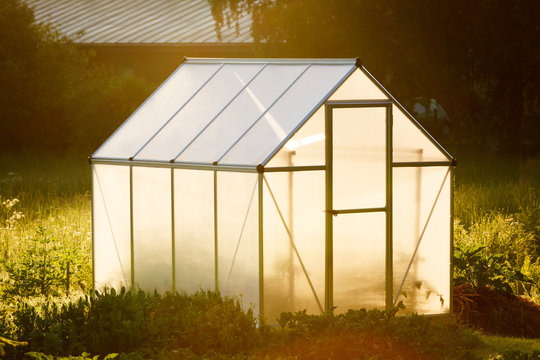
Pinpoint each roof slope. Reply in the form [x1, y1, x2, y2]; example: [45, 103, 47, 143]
[93, 58, 357, 166]
[24, 0, 252, 44]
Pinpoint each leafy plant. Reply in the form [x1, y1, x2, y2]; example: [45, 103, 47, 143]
[454, 243, 535, 294]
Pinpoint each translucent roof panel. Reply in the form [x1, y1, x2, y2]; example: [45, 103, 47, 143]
[177, 64, 309, 163]
[94, 63, 222, 159]
[219, 64, 355, 165]
[134, 63, 264, 161]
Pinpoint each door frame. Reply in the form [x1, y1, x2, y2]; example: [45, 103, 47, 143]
[324, 100, 393, 312]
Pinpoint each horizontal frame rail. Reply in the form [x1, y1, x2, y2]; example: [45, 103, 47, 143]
[90, 158, 258, 172]
[263, 165, 326, 173]
[393, 161, 454, 168]
[325, 207, 386, 215]
[325, 100, 393, 108]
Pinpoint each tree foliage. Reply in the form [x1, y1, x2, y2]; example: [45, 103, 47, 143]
[210, 0, 540, 154]
[0, 0, 152, 154]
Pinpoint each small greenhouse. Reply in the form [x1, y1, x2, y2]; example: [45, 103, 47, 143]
[90, 58, 455, 321]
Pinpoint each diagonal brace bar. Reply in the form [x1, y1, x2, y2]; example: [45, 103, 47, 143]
[393, 168, 451, 305]
[263, 175, 324, 314]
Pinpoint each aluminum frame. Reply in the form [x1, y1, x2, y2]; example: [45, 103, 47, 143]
[324, 101, 394, 313]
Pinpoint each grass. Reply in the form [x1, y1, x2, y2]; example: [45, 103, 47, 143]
[0, 152, 92, 297]
[473, 334, 540, 359]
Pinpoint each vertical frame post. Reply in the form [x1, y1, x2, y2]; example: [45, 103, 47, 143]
[91, 165, 96, 293]
[324, 105, 333, 313]
[385, 105, 393, 311]
[258, 172, 264, 321]
[171, 168, 176, 293]
[129, 165, 135, 288]
[449, 166, 455, 313]
[214, 170, 219, 292]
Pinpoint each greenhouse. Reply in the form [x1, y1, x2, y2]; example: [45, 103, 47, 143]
[90, 58, 455, 321]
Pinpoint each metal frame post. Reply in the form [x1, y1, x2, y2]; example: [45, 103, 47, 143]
[214, 170, 219, 292]
[449, 166, 455, 313]
[129, 165, 135, 288]
[385, 105, 393, 312]
[91, 165, 96, 293]
[324, 105, 333, 313]
[257, 172, 264, 321]
[171, 168, 176, 292]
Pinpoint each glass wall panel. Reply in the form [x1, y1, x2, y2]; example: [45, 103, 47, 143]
[93, 164, 131, 290]
[178, 65, 309, 163]
[334, 212, 386, 312]
[133, 167, 172, 292]
[267, 107, 325, 167]
[174, 169, 215, 293]
[333, 107, 386, 209]
[220, 64, 354, 165]
[217, 172, 259, 315]
[135, 64, 264, 162]
[329, 69, 388, 100]
[94, 64, 221, 159]
[393, 105, 450, 162]
[393, 167, 451, 314]
[263, 172, 325, 322]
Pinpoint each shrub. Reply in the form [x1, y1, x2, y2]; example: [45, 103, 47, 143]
[0, 289, 258, 359]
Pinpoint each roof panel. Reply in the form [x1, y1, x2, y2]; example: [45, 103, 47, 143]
[94, 63, 223, 159]
[177, 64, 310, 164]
[24, 0, 252, 44]
[220, 64, 356, 165]
[134, 63, 265, 162]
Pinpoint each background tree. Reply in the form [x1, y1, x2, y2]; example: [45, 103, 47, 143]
[210, 0, 540, 155]
[0, 0, 152, 154]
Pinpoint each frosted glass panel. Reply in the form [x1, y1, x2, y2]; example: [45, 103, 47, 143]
[93, 165, 131, 290]
[133, 167, 172, 292]
[220, 64, 354, 165]
[174, 169, 215, 293]
[393, 167, 451, 314]
[393, 105, 449, 162]
[135, 64, 264, 162]
[178, 65, 309, 163]
[263, 172, 325, 322]
[333, 107, 386, 209]
[329, 69, 388, 100]
[267, 107, 325, 167]
[94, 64, 221, 159]
[334, 212, 386, 312]
[217, 172, 259, 315]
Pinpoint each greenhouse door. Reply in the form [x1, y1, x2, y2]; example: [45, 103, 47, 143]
[324, 102, 393, 313]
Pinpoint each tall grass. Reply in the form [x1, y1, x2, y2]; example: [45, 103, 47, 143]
[0, 152, 92, 297]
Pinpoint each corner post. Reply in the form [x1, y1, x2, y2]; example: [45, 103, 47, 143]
[90, 161, 95, 293]
[129, 165, 135, 288]
[171, 168, 176, 293]
[449, 164, 455, 313]
[324, 104, 333, 313]
[385, 104, 394, 311]
[257, 168, 265, 321]
[214, 168, 219, 293]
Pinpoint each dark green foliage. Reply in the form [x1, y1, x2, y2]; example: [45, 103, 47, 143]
[0, 289, 257, 359]
[0, 0, 153, 155]
[453, 243, 535, 294]
[500, 350, 540, 360]
[210, 0, 540, 156]
[265, 305, 479, 360]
